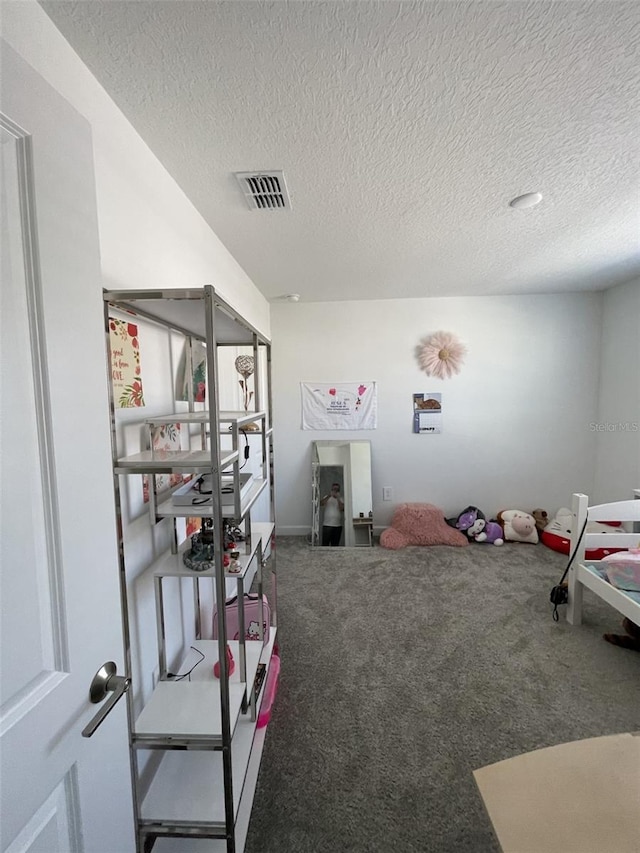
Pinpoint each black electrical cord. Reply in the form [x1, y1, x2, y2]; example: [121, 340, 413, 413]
[194, 434, 249, 488]
[238, 431, 250, 472]
[167, 646, 205, 681]
[550, 516, 588, 621]
[193, 475, 212, 495]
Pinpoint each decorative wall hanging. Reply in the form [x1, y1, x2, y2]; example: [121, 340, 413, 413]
[413, 393, 442, 434]
[109, 317, 144, 407]
[301, 382, 377, 430]
[235, 355, 255, 411]
[416, 331, 466, 380]
[235, 354, 259, 430]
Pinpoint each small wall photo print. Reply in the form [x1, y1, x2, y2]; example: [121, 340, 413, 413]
[413, 393, 442, 434]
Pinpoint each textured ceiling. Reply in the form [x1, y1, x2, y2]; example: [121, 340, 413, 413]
[41, 0, 640, 303]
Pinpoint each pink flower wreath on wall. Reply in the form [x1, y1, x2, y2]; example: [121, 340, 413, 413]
[416, 331, 467, 379]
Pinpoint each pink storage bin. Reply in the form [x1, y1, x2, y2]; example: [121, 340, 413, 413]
[257, 654, 280, 729]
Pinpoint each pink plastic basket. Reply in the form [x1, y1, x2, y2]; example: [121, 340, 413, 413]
[257, 654, 280, 729]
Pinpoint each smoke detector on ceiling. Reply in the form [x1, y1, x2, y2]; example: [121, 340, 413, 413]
[234, 171, 291, 211]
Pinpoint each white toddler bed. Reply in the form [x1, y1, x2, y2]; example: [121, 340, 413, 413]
[567, 493, 640, 626]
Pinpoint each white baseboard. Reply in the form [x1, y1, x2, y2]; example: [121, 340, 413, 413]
[274, 525, 384, 538]
[275, 526, 310, 536]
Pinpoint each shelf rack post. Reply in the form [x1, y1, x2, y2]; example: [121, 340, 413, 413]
[204, 286, 236, 852]
[102, 294, 144, 853]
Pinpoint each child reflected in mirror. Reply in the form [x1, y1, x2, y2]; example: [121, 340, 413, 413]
[320, 482, 344, 546]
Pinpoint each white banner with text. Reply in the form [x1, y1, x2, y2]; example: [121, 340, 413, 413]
[301, 382, 377, 430]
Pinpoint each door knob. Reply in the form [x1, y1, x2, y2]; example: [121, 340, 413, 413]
[81, 661, 130, 738]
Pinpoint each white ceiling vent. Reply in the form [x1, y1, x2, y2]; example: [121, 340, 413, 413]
[235, 171, 291, 211]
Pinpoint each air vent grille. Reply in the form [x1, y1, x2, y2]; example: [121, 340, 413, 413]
[235, 171, 291, 211]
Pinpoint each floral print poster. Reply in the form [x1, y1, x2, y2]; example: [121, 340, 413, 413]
[176, 340, 207, 403]
[109, 317, 144, 407]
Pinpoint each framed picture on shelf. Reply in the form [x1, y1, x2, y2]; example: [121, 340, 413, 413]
[108, 316, 145, 408]
[142, 423, 184, 503]
[186, 517, 201, 538]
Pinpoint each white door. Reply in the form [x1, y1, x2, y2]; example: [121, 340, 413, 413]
[0, 43, 135, 853]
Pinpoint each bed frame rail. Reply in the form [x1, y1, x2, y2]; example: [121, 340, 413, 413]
[567, 493, 640, 626]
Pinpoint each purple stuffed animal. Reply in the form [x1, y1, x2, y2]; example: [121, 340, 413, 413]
[454, 506, 485, 539]
[471, 518, 504, 546]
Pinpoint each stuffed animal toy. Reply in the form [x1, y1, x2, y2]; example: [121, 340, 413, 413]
[470, 518, 504, 546]
[446, 506, 485, 534]
[497, 510, 539, 544]
[532, 508, 549, 532]
[466, 517, 486, 539]
[547, 507, 573, 536]
[380, 503, 469, 550]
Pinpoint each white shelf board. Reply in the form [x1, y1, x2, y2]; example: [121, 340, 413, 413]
[150, 726, 268, 853]
[134, 640, 263, 742]
[155, 478, 267, 519]
[152, 538, 258, 582]
[140, 634, 277, 824]
[144, 411, 266, 426]
[145, 412, 209, 425]
[105, 289, 269, 345]
[134, 681, 243, 745]
[139, 522, 269, 599]
[115, 448, 237, 473]
[220, 411, 266, 424]
[251, 521, 275, 557]
[232, 559, 258, 600]
[140, 738, 240, 824]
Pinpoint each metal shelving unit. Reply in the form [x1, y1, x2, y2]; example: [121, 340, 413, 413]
[103, 286, 277, 853]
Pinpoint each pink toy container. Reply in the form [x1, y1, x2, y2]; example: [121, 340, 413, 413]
[257, 654, 280, 729]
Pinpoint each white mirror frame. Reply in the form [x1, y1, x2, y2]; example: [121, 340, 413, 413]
[311, 440, 373, 547]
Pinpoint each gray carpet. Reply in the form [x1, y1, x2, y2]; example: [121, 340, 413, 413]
[245, 538, 640, 853]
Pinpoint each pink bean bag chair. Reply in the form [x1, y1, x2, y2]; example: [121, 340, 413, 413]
[380, 503, 469, 550]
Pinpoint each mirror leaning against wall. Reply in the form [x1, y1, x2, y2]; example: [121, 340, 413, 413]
[311, 441, 373, 547]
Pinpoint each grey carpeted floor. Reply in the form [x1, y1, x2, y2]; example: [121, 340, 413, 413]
[245, 538, 640, 853]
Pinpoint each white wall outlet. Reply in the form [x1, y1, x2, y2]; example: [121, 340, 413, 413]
[152, 666, 160, 688]
[382, 486, 393, 501]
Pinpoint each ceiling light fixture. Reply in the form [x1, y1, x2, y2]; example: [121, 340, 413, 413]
[509, 192, 543, 209]
[284, 293, 300, 302]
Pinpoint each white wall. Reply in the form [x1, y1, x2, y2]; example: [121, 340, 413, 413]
[593, 278, 640, 502]
[272, 293, 603, 533]
[2, 0, 632, 589]
[1, 0, 270, 338]
[1, 1, 270, 744]
[350, 442, 373, 517]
